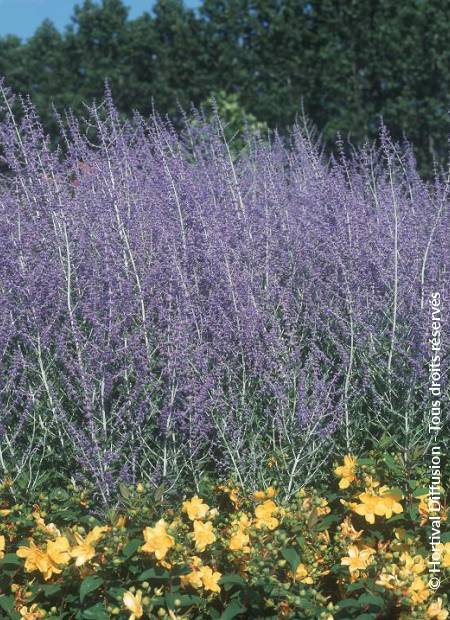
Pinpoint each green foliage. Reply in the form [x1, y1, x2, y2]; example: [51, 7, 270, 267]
[199, 90, 268, 154]
[0, 450, 449, 618]
[0, 0, 448, 175]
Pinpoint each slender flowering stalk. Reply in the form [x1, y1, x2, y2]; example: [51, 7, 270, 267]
[0, 85, 448, 503]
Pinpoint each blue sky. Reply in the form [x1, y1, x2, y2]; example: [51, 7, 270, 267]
[0, 0, 198, 40]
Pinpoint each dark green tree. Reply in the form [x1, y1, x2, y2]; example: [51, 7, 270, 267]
[0, 0, 448, 174]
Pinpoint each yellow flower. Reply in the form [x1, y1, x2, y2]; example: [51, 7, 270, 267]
[417, 493, 447, 526]
[46, 523, 61, 537]
[427, 598, 449, 620]
[32, 510, 61, 537]
[255, 500, 279, 530]
[353, 493, 380, 524]
[338, 517, 363, 541]
[341, 545, 375, 576]
[317, 498, 331, 516]
[142, 519, 175, 560]
[199, 566, 222, 593]
[317, 530, 331, 545]
[267, 456, 277, 469]
[408, 576, 430, 605]
[400, 552, 426, 575]
[363, 475, 380, 492]
[70, 533, 96, 567]
[179, 554, 204, 589]
[0, 534, 5, 559]
[437, 542, 450, 568]
[19, 605, 45, 620]
[46, 536, 71, 567]
[376, 570, 402, 590]
[86, 525, 109, 544]
[182, 496, 210, 521]
[394, 528, 407, 541]
[0, 508, 11, 517]
[136, 483, 145, 493]
[180, 569, 203, 589]
[295, 563, 313, 584]
[123, 590, 143, 620]
[229, 488, 239, 505]
[335, 455, 357, 489]
[375, 488, 403, 518]
[193, 520, 216, 552]
[232, 513, 251, 530]
[17, 541, 52, 579]
[253, 487, 277, 500]
[218, 484, 240, 506]
[116, 515, 127, 528]
[229, 530, 250, 551]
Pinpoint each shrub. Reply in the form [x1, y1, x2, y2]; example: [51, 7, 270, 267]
[0, 81, 448, 501]
[0, 451, 448, 619]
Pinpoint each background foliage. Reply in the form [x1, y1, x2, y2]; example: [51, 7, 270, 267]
[0, 0, 449, 176]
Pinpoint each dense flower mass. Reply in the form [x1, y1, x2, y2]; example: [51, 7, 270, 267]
[0, 451, 448, 619]
[0, 84, 448, 500]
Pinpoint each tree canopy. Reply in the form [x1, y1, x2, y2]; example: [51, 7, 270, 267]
[1, 0, 449, 174]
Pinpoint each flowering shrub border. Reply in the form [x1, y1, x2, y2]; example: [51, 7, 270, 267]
[0, 451, 448, 619]
[0, 84, 449, 500]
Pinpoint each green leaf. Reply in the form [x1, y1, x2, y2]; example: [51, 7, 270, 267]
[49, 487, 69, 501]
[357, 458, 375, 466]
[154, 484, 165, 502]
[169, 594, 203, 607]
[409, 505, 419, 520]
[358, 593, 385, 608]
[281, 547, 300, 571]
[41, 584, 62, 597]
[80, 576, 104, 603]
[413, 487, 429, 497]
[347, 579, 370, 592]
[0, 596, 20, 619]
[383, 454, 401, 473]
[386, 514, 404, 523]
[138, 567, 170, 581]
[171, 565, 191, 576]
[378, 434, 394, 449]
[219, 573, 246, 589]
[122, 538, 142, 559]
[82, 604, 109, 620]
[381, 486, 403, 496]
[337, 598, 360, 609]
[315, 514, 339, 531]
[49, 509, 80, 521]
[307, 508, 319, 529]
[0, 553, 22, 567]
[325, 492, 340, 502]
[219, 600, 245, 620]
[286, 597, 315, 609]
[118, 482, 130, 499]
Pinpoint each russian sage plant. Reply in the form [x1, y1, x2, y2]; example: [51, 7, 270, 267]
[0, 83, 448, 504]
